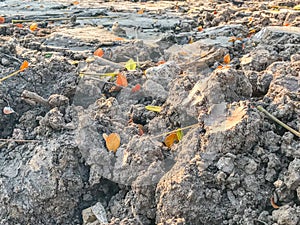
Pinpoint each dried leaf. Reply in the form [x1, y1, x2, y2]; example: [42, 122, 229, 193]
[188, 37, 194, 44]
[164, 133, 179, 148]
[213, 10, 217, 14]
[176, 129, 183, 141]
[3, 106, 15, 115]
[115, 37, 125, 41]
[157, 60, 166, 65]
[15, 23, 23, 28]
[20, 60, 29, 71]
[116, 73, 128, 87]
[0, 16, 5, 24]
[224, 54, 230, 64]
[131, 83, 141, 93]
[104, 133, 120, 153]
[94, 48, 104, 57]
[283, 23, 290, 26]
[270, 197, 280, 209]
[197, 26, 203, 32]
[125, 58, 137, 71]
[138, 124, 144, 136]
[145, 105, 162, 113]
[137, 8, 144, 14]
[85, 57, 95, 63]
[29, 23, 38, 31]
[72, 1, 80, 5]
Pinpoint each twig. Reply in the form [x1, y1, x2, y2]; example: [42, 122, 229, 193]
[257, 106, 300, 138]
[0, 139, 41, 143]
[0, 70, 21, 83]
[11, 15, 118, 24]
[152, 123, 199, 139]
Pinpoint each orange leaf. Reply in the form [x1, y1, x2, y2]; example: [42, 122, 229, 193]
[224, 54, 230, 64]
[164, 133, 179, 148]
[131, 83, 141, 93]
[197, 26, 203, 32]
[0, 16, 5, 24]
[104, 133, 121, 153]
[116, 73, 128, 87]
[20, 60, 29, 71]
[72, 1, 80, 5]
[283, 23, 290, 26]
[114, 37, 125, 41]
[217, 65, 223, 69]
[29, 23, 38, 31]
[15, 23, 23, 28]
[270, 197, 280, 209]
[94, 48, 104, 57]
[157, 60, 166, 65]
[137, 8, 144, 14]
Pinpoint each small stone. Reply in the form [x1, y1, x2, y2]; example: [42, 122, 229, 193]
[216, 157, 234, 174]
[1, 57, 10, 66]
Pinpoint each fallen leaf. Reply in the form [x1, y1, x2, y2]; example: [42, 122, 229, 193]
[157, 60, 166, 65]
[15, 23, 23, 28]
[176, 129, 183, 141]
[224, 54, 230, 64]
[104, 133, 120, 153]
[213, 10, 217, 14]
[94, 48, 104, 57]
[3, 106, 15, 115]
[131, 83, 141, 93]
[197, 26, 203, 32]
[294, 5, 300, 10]
[116, 73, 128, 87]
[188, 37, 194, 44]
[248, 28, 256, 34]
[137, 8, 144, 14]
[138, 124, 144, 136]
[125, 58, 137, 71]
[0, 16, 5, 24]
[283, 23, 290, 26]
[164, 133, 179, 148]
[145, 105, 162, 113]
[20, 60, 29, 71]
[115, 37, 125, 41]
[72, 1, 80, 5]
[85, 56, 95, 63]
[248, 17, 253, 22]
[270, 197, 280, 209]
[29, 23, 38, 31]
[217, 65, 223, 69]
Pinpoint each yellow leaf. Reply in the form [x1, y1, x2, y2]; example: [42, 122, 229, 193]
[145, 105, 162, 113]
[164, 133, 179, 148]
[104, 133, 120, 153]
[29, 23, 38, 31]
[85, 57, 95, 63]
[293, 5, 300, 10]
[125, 58, 137, 71]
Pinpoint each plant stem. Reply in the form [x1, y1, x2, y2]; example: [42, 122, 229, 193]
[0, 139, 40, 143]
[11, 15, 118, 24]
[152, 123, 199, 139]
[257, 106, 300, 138]
[0, 70, 20, 83]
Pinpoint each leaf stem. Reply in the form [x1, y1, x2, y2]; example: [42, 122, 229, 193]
[257, 106, 300, 138]
[152, 123, 199, 139]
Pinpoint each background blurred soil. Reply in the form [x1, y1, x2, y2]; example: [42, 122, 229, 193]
[0, 0, 299, 225]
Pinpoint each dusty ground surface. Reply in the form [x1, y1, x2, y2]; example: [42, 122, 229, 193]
[0, 0, 300, 224]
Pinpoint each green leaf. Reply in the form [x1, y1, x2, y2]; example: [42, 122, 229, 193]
[125, 58, 137, 71]
[145, 105, 162, 113]
[44, 53, 53, 58]
[176, 129, 183, 141]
